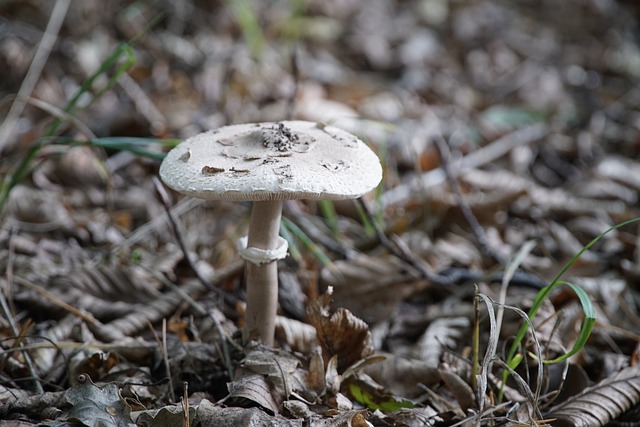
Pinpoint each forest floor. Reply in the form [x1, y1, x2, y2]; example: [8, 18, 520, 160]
[2, 0, 640, 426]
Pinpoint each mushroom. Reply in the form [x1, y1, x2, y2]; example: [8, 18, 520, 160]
[159, 121, 382, 346]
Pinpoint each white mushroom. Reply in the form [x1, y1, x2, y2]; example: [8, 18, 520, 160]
[160, 120, 382, 346]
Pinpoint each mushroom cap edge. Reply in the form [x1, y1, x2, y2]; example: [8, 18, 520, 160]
[159, 120, 383, 201]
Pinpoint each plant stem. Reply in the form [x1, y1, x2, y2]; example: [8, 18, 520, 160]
[244, 199, 283, 346]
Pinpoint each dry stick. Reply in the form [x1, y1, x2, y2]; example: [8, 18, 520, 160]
[126, 197, 203, 246]
[1, 233, 44, 394]
[433, 135, 504, 264]
[12, 276, 98, 325]
[146, 318, 175, 402]
[153, 177, 222, 297]
[355, 198, 452, 286]
[182, 382, 190, 427]
[0, 0, 71, 154]
[118, 73, 166, 129]
[286, 44, 300, 121]
[381, 122, 548, 208]
[162, 319, 176, 403]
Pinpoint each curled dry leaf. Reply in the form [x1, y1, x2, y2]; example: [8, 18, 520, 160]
[68, 351, 119, 385]
[225, 347, 301, 414]
[226, 373, 281, 415]
[0, 389, 65, 420]
[307, 293, 374, 373]
[275, 315, 317, 354]
[545, 364, 640, 427]
[438, 365, 476, 413]
[134, 404, 196, 427]
[163, 340, 226, 395]
[306, 349, 326, 397]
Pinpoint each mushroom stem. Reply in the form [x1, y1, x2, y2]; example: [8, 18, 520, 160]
[244, 199, 283, 346]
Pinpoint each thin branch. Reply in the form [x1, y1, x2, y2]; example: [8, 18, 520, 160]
[286, 44, 300, 121]
[382, 122, 548, 207]
[152, 177, 222, 296]
[1, 232, 44, 394]
[433, 135, 504, 264]
[0, 0, 71, 154]
[355, 198, 452, 286]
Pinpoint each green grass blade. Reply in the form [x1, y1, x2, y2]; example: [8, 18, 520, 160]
[353, 198, 377, 238]
[500, 216, 640, 402]
[281, 217, 333, 268]
[542, 281, 595, 364]
[0, 43, 138, 213]
[506, 217, 640, 365]
[226, 0, 265, 60]
[318, 200, 338, 236]
[280, 219, 302, 264]
[48, 43, 136, 137]
[82, 137, 178, 160]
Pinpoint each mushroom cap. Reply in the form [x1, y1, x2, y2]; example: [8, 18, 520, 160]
[159, 121, 382, 201]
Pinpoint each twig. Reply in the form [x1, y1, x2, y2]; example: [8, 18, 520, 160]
[162, 319, 176, 403]
[11, 276, 98, 325]
[126, 197, 203, 245]
[146, 318, 175, 402]
[153, 177, 222, 296]
[182, 382, 190, 427]
[286, 44, 300, 120]
[355, 198, 452, 286]
[433, 135, 504, 264]
[0, 0, 71, 154]
[381, 122, 548, 207]
[118, 73, 166, 132]
[1, 233, 44, 394]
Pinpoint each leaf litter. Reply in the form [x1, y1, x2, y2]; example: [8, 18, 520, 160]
[3, 0, 640, 426]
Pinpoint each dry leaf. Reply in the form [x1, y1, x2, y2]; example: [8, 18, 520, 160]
[307, 294, 374, 373]
[275, 315, 317, 354]
[546, 364, 640, 426]
[364, 353, 440, 398]
[438, 365, 476, 412]
[226, 373, 281, 414]
[194, 399, 303, 427]
[225, 347, 301, 414]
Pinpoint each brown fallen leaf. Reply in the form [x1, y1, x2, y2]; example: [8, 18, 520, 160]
[307, 290, 374, 373]
[224, 347, 301, 414]
[545, 363, 640, 427]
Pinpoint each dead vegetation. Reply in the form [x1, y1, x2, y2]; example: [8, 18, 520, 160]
[2, 0, 640, 425]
